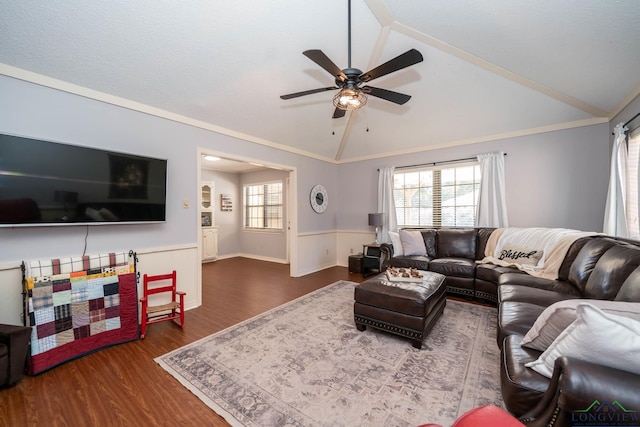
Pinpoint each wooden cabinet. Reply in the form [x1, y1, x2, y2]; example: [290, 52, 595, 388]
[201, 182, 214, 227]
[202, 227, 218, 261]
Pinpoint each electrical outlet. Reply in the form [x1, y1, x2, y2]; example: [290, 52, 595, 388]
[182, 199, 190, 208]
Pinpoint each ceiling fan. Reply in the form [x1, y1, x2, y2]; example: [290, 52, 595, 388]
[280, 0, 424, 119]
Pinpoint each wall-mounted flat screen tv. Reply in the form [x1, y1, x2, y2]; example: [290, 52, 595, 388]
[0, 133, 167, 227]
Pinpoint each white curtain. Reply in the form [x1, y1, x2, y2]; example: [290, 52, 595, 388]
[476, 152, 509, 227]
[377, 167, 397, 243]
[603, 123, 629, 237]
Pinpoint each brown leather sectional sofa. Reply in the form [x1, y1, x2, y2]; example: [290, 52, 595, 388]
[380, 228, 640, 426]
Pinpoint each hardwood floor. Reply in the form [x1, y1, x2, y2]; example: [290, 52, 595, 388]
[0, 258, 363, 426]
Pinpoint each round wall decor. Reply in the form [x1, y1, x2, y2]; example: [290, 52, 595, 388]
[310, 184, 328, 213]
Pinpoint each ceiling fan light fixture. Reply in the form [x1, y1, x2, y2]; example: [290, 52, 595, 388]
[333, 88, 367, 111]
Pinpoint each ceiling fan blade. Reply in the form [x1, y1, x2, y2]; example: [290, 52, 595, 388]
[359, 49, 423, 83]
[280, 87, 338, 100]
[362, 86, 412, 105]
[332, 107, 346, 119]
[303, 50, 348, 81]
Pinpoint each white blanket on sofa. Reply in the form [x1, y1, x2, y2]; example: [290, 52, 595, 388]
[481, 227, 600, 280]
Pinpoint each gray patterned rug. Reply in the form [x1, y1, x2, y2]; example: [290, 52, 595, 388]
[155, 280, 503, 426]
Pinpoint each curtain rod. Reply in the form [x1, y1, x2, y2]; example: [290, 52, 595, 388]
[380, 152, 507, 171]
[624, 111, 640, 128]
[612, 111, 640, 135]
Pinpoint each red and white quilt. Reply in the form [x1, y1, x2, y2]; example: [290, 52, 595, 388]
[24, 252, 139, 375]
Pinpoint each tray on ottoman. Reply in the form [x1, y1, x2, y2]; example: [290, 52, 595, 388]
[354, 270, 446, 349]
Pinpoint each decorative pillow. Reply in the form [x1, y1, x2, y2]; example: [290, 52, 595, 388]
[399, 230, 426, 256]
[525, 303, 640, 378]
[388, 231, 404, 257]
[521, 299, 640, 351]
[497, 245, 543, 266]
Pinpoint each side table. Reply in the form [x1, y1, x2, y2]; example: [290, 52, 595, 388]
[362, 244, 382, 277]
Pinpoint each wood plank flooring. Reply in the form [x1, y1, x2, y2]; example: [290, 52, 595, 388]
[0, 258, 363, 426]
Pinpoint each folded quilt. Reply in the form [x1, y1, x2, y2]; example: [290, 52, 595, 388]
[482, 227, 600, 280]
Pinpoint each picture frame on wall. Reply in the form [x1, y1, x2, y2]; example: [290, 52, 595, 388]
[221, 194, 232, 212]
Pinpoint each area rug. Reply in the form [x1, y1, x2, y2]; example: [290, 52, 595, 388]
[155, 280, 503, 426]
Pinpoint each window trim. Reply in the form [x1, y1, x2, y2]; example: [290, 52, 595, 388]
[242, 180, 284, 230]
[393, 160, 480, 228]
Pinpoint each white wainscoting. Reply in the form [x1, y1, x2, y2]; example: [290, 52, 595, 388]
[0, 244, 201, 325]
[336, 230, 377, 267]
[296, 231, 338, 276]
[296, 230, 376, 276]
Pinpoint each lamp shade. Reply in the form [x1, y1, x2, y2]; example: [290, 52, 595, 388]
[368, 213, 384, 227]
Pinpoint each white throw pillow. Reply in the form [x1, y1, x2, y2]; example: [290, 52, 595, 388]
[399, 230, 427, 256]
[498, 245, 543, 266]
[521, 299, 640, 351]
[388, 231, 404, 257]
[525, 303, 640, 378]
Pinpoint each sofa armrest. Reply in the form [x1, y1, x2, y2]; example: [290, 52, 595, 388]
[0, 324, 31, 387]
[380, 243, 393, 271]
[519, 356, 640, 427]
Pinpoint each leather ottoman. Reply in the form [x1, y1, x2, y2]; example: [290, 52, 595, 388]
[354, 271, 447, 349]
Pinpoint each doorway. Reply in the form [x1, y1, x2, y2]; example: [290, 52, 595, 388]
[196, 148, 298, 276]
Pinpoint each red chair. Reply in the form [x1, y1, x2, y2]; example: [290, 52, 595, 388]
[419, 405, 525, 427]
[139, 271, 185, 339]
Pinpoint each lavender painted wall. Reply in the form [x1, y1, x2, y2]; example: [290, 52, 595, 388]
[201, 169, 241, 257]
[0, 75, 337, 264]
[337, 123, 610, 233]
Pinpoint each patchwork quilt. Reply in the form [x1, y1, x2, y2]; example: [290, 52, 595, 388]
[24, 252, 139, 375]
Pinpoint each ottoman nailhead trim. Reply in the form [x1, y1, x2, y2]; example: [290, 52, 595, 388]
[354, 315, 422, 340]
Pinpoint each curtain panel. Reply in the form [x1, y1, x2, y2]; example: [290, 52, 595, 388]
[603, 123, 629, 237]
[476, 152, 509, 227]
[377, 167, 397, 243]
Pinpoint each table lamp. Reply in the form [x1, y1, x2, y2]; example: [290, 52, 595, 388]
[368, 213, 384, 244]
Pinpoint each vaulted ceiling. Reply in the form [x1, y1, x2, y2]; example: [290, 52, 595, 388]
[1, 0, 639, 165]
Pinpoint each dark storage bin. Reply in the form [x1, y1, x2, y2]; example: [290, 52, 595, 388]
[348, 254, 363, 274]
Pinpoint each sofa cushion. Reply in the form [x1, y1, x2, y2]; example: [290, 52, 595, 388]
[557, 236, 593, 282]
[500, 334, 548, 417]
[476, 228, 496, 260]
[498, 283, 580, 308]
[476, 263, 522, 284]
[498, 301, 546, 348]
[584, 244, 640, 300]
[388, 231, 404, 256]
[498, 275, 580, 300]
[616, 265, 640, 302]
[428, 258, 475, 278]
[567, 238, 618, 294]
[389, 255, 430, 271]
[420, 229, 438, 258]
[525, 304, 640, 378]
[521, 299, 640, 351]
[436, 228, 476, 259]
[400, 230, 427, 256]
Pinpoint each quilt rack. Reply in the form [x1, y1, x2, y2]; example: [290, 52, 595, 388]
[21, 250, 140, 375]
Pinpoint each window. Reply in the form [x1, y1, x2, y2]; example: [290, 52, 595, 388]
[394, 162, 480, 227]
[627, 129, 640, 239]
[243, 181, 283, 229]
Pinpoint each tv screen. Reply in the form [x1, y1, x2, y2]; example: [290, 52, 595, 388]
[0, 133, 167, 226]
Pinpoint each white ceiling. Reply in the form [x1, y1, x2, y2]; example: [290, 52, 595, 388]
[1, 0, 639, 166]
